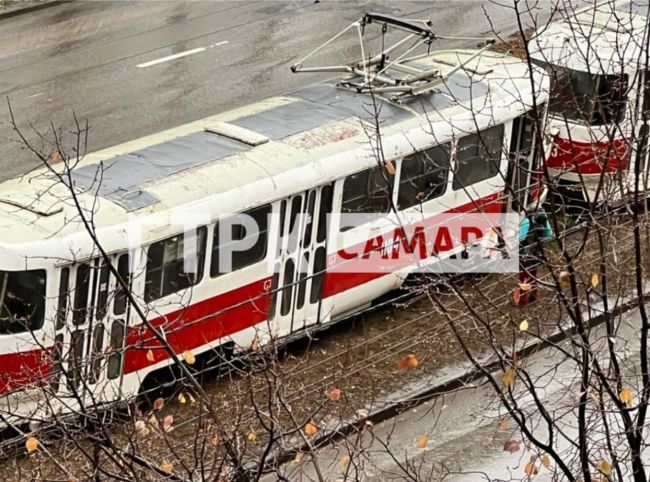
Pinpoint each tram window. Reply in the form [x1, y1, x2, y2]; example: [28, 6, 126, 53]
[453, 125, 504, 191]
[280, 258, 295, 316]
[90, 323, 104, 384]
[398, 144, 450, 210]
[73, 263, 91, 325]
[107, 319, 126, 380]
[317, 184, 333, 243]
[95, 264, 110, 321]
[68, 330, 84, 390]
[113, 254, 130, 316]
[310, 246, 327, 304]
[56, 267, 69, 330]
[545, 64, 628, 125]
[341, 165, 393, 216]
[145, 227, 207, 302]
[0, 269, 46, 334]
[211, 204, 271, 277]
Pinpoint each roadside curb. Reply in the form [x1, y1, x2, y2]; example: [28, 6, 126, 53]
[256, 291, 649, 476]
[0, 0, 67, 20]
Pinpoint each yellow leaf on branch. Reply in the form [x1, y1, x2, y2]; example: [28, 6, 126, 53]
[541, 454, 551, 469]
[598, 458, 612, 475]
[502, 368, 516, 387]
[620, 388, 634, 407]
[591, 271, 600, 288]
[416, 434, 428, 448]
[146, 349, 155, 362]
[183, 350, 196, 365]
[519, 320, 529, 332]
[25, 436, 39, 454]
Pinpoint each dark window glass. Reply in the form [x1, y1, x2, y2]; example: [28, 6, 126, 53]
[73, 264, 91, 325]
[90, 323, 104, 384]
[145, 227, 207, 302]
[453, 125, 504, 190]
[398, 144, 450, 209]
[211, 205, 270, 277]
[544, 63, 628, 125]
[280, 258, 295, 317]
[113, 254, 130, 316]
[341, 165, 393, 215]
[317, 184, 333, 243]
[107, 319, 126, 380]
[68, 330, 84, 390]
[296, 253, 309, 310]
[0, 269, 47, 334]
[303, 191, 316, 248]
[310, 247, 327, 304]
[56, 268, 69, 330]
[95, 264, 110, 321]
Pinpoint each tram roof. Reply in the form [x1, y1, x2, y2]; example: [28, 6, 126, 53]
[0, 49, 548, 268]
[529, 0, 648, 74]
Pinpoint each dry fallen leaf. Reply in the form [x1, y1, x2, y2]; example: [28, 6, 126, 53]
[25, 436, 39, 454]
[183, 351, 196, 365]
[397, 353, 418, 371]
[502, 368, 516, 387]
[304, 422, 318, 436]
[146, 349, 155, 362]
[620, 388, 634, 407]
[247, 431, 257, 442]
[134, 420, 149, 436]
[329, 388, 342, 402]
[519, 320, 529, 332]
[416, 434, 428, 449]
[498, 418, 509, 431]
[503, 439, 521, 454]
[153, 397, 165, 411]
[178, 393, 187, 405]
[512, 288, 521, 305]
[162, 415, 174, 433]
[160, 460, 174, 475]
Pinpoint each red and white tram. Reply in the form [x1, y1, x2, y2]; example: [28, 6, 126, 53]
[0, 15, 549, 425]
[529, 0, 650, 204]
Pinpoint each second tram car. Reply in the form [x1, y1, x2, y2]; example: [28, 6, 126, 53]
[0, 15, 549, 425]
[529, 0, 650, 204]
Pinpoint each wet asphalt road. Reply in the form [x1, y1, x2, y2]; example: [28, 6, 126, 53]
[0, 0, 550, 182]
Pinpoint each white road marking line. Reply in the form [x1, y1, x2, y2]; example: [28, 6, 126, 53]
[136, 41, 228, 69]
[137, 47, 206, 68]
[26, 92, 44, 99]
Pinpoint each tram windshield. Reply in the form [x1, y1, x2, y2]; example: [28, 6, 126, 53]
[0, 270, 46, 334]
[544, 64, 628, 125]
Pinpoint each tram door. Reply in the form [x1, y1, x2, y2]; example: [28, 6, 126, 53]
[53, 254, 130, 406]
[268, 183, 333, 337]
[507, 111, 539, 211]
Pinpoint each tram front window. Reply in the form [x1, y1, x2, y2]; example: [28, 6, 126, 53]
[545, 64, 628, 125]
[0, 270, 46, 334]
